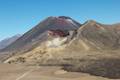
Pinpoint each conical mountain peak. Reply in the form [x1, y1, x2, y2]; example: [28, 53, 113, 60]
[2, 16, 81, 52]
[58, 16, 72, 19]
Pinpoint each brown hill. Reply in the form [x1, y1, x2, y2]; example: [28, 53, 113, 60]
[68, 20, 120, 50]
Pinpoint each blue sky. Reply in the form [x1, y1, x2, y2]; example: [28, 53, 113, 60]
[0, 0, 120, 40]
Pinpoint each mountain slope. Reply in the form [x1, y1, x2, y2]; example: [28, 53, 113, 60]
[1, 16, 81, 52]
[67, 20, 120, 50]
[0, 34, 21, 50]
[4, 20, 120, 64]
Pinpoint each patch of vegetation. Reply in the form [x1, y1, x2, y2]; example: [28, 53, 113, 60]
[8, 57, 26, 64]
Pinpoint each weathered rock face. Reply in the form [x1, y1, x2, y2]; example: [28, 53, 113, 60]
[71, 20, 120, 50]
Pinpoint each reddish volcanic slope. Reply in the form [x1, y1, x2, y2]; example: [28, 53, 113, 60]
[1, 16, 81, 52]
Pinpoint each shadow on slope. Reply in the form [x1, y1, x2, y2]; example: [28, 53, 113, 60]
[62, 58, 120, 79]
